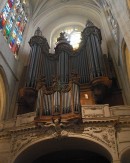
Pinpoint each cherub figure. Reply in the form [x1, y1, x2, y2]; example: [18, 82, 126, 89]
[37, 118, 78, 138]
[45, 118, 68, 137]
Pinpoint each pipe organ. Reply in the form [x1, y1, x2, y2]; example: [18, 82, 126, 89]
[18, 20, 123, 121]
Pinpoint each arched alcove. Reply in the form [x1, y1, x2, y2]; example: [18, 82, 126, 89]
[13, 137, 113, 163]
[122, 39, 130, 82]
[0, 66, 8, 120]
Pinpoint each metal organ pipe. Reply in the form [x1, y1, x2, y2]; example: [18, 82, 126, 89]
[31, 46, 40, 87]
[95, 38, 106, 76]
[80, 20, 108, 81]
[85, 49, 90, 82]
[26, 45, 36, 87]
[91, 34, 103, 77]
[83, 50, 87, 82]
[40, 91, 43, 116]
[66, 52, 69, 83]
[91, 35, 100, 77]
[88, 37, 96, 80]
[59, 52, 64, 83]
[26, 27, 49, 88]
[56, 41, 70, 84]
[35, 47, 42, 81]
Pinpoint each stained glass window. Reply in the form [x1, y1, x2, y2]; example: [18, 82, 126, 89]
[0, 0, 27, 57]
[63, 27, 81, 49]
[52, 26, 83, 52]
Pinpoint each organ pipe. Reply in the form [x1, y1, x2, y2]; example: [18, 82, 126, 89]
[26, 27, 50, 88]
[55, 32, 72, 84]
[81, 20, 107, 79]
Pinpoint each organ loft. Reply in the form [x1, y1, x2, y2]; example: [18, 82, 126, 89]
[18, 21, 123, 123]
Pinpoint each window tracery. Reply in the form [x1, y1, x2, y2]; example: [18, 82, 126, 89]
[0, 0, 28, 57]
[52, 26, 82, 51]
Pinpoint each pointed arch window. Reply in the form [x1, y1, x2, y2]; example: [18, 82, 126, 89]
[0, 0, 28, 56]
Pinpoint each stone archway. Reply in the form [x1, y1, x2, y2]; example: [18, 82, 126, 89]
[13, 137, 112, 163]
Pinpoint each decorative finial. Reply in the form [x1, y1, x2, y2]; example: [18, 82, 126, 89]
[34, 27, 42, 36]
[56, 32, 69, 44]
[57, 32, 67, 42]
[86, 20, 94, 27]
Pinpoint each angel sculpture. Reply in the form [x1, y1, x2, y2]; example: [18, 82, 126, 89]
[37, 118, 79, 138]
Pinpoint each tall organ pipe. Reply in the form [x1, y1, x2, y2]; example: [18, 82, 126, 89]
[55, 32, 72, 84]
[26, 27, 49, 88]
[81, 20, 107, 80]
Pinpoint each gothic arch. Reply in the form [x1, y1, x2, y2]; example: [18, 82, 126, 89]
[0, 66, 9, 120]
[121, 39, 130, 82]
[12, 135, 115, 163]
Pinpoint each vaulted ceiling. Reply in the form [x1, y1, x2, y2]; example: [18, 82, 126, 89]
[24, 0, 109, 54]
[29, 0, 102, 18]
[28, 0, 102, 26]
